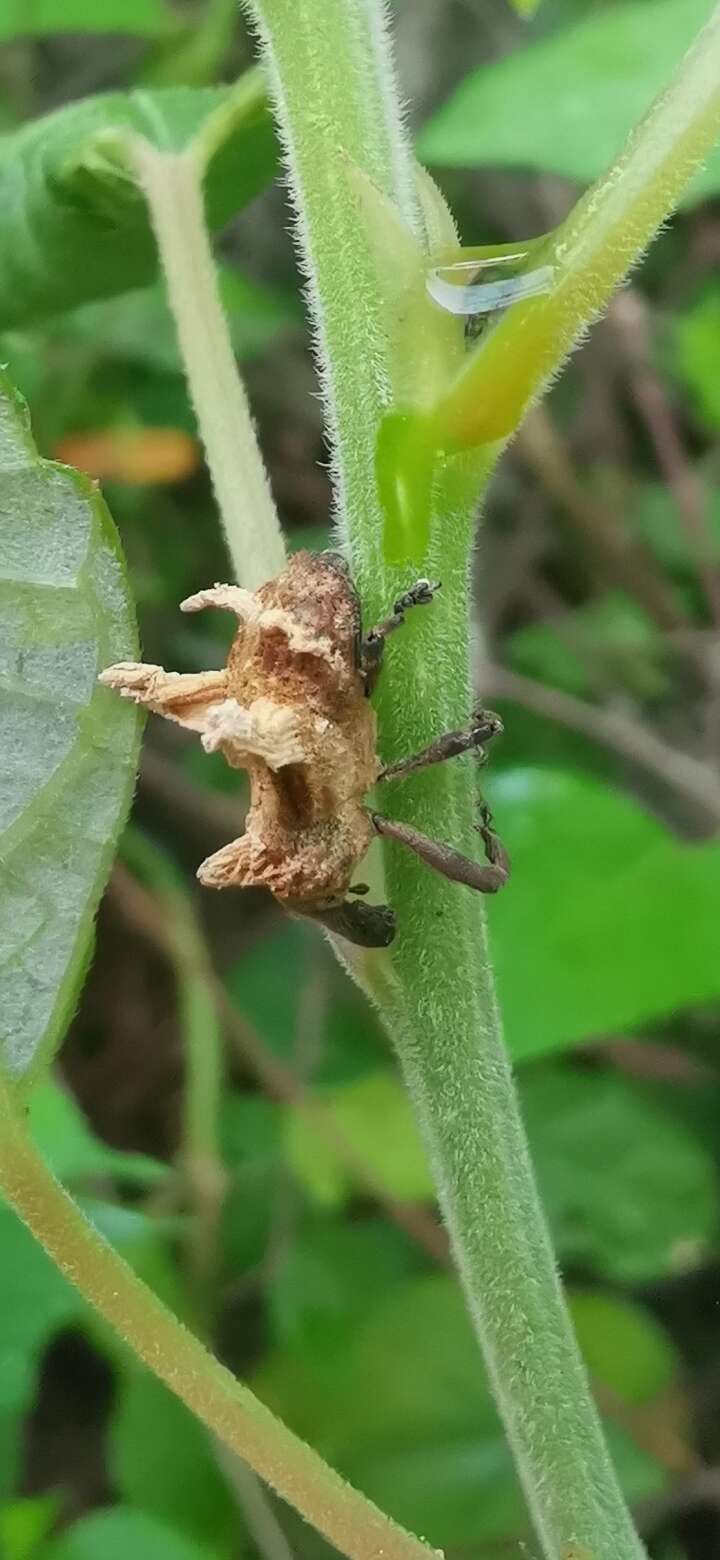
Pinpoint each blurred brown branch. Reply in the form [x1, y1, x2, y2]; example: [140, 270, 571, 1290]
[611, 287, 720, 628]
[516, 405, 687, 633]
[478, 660, 720, 830]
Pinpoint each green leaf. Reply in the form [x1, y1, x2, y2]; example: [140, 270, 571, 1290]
[0, 0, 174, 38]
[632, 479, 720, 572]
[0, 1495, 58, 1560]
[486, 768, 720, 1060]
[109, 1373, 238, 1548]
[506, 593, 667, 702]
[28, 1078, 166, 1190]
[226, 920, 386, 1081]
[0, 374, 138, 1088]
[256, 1272, 526, 1548]
[41, 1509, 224, 1560]
[521, 1067, 717, 1280]
[0, 75, 276, 330]
[219, 1094, 284, 1275]
[284, 1071, 434, 1207]
[227, 923, 313, 1063]
[268, 1219, 421, 1353]
[418, 0, 720, 205]
[256, 1273, 676, 1548]
[569, 1290, 688, 1507]
[668, 286, 720, 429]
[137, 0, 238, 88]
[0, 1194, 187, 1498]
[569, 1290, 679, 1401]
[0, 1206, 79, 1495]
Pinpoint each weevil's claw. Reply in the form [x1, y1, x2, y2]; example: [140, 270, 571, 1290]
[474, 708, 503, 739]
[474, 802, 512, 878]
[392, 578, 441, 614]
[361, 578, 442, 696]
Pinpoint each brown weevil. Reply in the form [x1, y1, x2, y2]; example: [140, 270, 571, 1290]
[100, 550, 509, 948]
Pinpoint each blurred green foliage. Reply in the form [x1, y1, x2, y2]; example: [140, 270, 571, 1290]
[0, 0, 175, 39]
[257, 1272, 676, 1546]
[44, 1508, 225, 1560]
[109, 1374, 239, 1550]
[419, 0, 720, 202]
[506, 593, 669, 700]
[669, 287, 720, 430]
[1, 0, 720, 1556]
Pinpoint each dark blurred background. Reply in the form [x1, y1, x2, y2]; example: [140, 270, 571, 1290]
[2, 2, 720, 1558]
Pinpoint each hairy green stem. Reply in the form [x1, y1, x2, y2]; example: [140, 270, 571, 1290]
[237, 1, 720, 1556]
[239, 0, 424, 586]
[239, 2, 641, 1558]
[0, 1077, 436, 1560]
[368, 485, 646, 1560]
[132, 135, 285, 589]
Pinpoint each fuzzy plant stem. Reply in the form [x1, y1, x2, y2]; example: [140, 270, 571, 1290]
[131, 134, 285, 590]
[239, 4, 642, 1559]
[120, 827, 228, 1326]
[240, 2, 720, 1558]
[0, 1075, 437, 1560]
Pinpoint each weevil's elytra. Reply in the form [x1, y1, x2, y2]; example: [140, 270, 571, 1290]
[100, 549, 509, 948]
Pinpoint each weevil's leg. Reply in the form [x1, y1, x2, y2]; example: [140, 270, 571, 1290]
[99, 663, 229, 734]
[380, 709, 503, 782]
[474, 800, 512, 881]
[361, 577, 441, 694]
[371, 812, 509, 893]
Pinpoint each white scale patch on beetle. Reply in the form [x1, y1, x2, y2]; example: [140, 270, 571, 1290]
[100, 550, 510, 947]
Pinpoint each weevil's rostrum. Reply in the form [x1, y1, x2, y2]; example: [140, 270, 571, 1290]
[100, 550, 509, 948]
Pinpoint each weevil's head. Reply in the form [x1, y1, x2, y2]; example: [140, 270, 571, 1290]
[294, 897, 397, 948]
